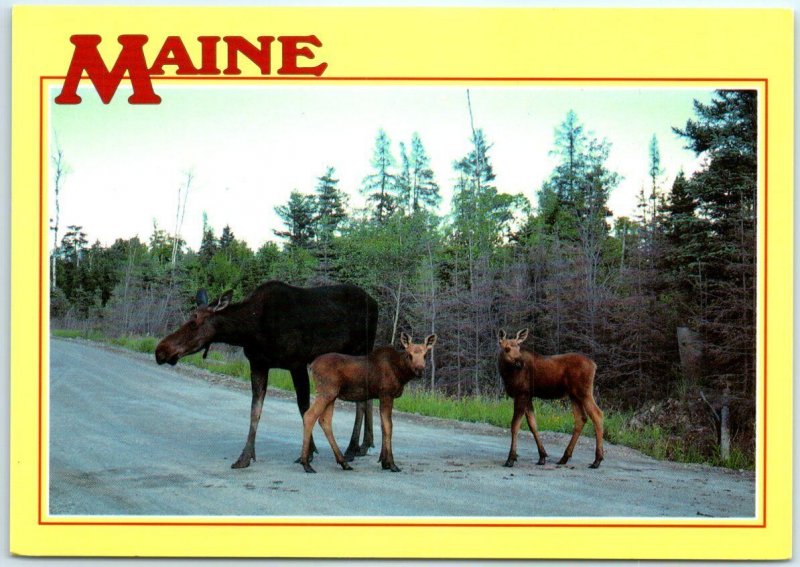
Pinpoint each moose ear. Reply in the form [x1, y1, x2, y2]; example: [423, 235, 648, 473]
[498, 329, 507, 342]
[516, 328, 529, 343]
[196, 288, 209, 307]
[212, 289, 233, 312]
[399, 332, 412, 348]
[425, 334, 438, 349]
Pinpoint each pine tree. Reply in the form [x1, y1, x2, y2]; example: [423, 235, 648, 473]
[219, 225, 235, 252]
[312, 167, 348, 282]
[673, 90, 757, 398]
[405, 133, 440, 212]
[199, 213, 218, 266]
[313, 167, 348, 240]
[274, 190, 316, 249]
[361, 129, 397, 224]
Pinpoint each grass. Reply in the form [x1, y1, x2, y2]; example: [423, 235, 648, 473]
[51, 328, 752, 470]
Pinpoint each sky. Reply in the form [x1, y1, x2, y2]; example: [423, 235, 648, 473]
[49, 85, 715, 251]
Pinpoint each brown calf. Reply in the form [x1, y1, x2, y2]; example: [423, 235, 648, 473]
[300, 333, 437, 473]
[497, 328, 604, 469]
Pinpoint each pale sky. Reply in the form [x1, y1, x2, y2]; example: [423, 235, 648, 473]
[49, 85, 714, 251]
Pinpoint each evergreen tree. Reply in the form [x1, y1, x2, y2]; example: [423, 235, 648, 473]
[361, 129, 397, 224]
[673, 90, 757, 398]
[219, 225, 235, 252]
[274, 190, 316, 249]
[397, 133, 440, 213]
[199, 213, 218, 266]
[313, 167, 348, 240]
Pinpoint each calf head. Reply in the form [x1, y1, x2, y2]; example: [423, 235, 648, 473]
[155, 289, 232, 365]
[498, 328, 528, 369]
[399, 332, 437, 376]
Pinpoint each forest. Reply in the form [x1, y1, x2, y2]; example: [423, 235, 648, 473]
[50, 90, 757, 465]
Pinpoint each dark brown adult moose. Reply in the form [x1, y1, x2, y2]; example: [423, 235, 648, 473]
[299, 332, 437, 473]
[497, 328, 604, 469]
[155, 281, 378, 468]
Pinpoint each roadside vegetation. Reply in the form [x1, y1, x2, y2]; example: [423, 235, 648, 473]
[53, 328, 752, 470]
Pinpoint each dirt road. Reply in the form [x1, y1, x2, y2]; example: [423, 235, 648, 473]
[49, 338, 754, 518]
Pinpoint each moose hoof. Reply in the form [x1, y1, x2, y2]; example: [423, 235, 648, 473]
[503, 456, 517, 468]
[340, 462, 353, 471]
[302, 462, 316, 473]
[295, 453, 314, 464]
[589, 460, 602, 469]
[383, 463, 400, 472]
[231, 454, 254, 469]
[556, 457, 570, 466]
[536, 457, 547, 466]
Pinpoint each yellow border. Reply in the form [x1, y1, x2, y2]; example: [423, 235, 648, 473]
[11, 7, 793, 559]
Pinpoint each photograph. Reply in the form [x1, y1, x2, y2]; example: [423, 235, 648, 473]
[47, 85, 756, 518]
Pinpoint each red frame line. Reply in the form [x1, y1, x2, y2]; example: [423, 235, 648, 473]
[37, 75, 768, 529]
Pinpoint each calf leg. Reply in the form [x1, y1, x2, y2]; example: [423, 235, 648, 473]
[291, 366, 316, 461]
[558, 399, 587, 466]
[318, 401, 352, 471]
[300, 396, 332, 473]
[232, 366, 268, 469]
[344, 401, 365, 461]
[361, 399, 375, 454]
[378, 398, 400, 472]
[584, 397, 604, 468]
[524, 403, 548, 465]
[504, 397, 526, 467]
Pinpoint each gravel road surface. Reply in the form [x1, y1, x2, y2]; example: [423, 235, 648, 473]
[49, 338, 755, 518]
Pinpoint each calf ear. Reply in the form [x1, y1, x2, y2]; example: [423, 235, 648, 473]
[212, 289, 233, 312]
[516, 328, 529, 343]
[498, 329, 507, 342]
[399, 332, 412, 348]
[196, 289, 209, 307]
[425, 334, 438, 349]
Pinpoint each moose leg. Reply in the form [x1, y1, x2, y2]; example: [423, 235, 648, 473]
[318, 401, 352, 471]
[361, 399, 375, 454]
[524, 403, 548, 465]
[344, 401, 365, 461]
[504, 397, 526, 467]
[232, 366, 269, 469]
[558, 399, 587, 466]
[290, 365, 317, 462]
[378, 398, 400, 472]
[300, 396, 331, 473]
[584, 397, 604, 468]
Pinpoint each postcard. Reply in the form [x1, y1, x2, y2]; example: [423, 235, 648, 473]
[9, 6, 793, 559]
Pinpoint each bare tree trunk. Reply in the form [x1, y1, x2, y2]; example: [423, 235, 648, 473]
[50, 144, 67, 288]
[171, 170, 193, 270]
[427, 242, 437, 390]
[390, 279, 403, 345]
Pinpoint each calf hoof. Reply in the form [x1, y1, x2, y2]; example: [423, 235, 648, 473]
[357, 442, 372, 456]
[536, 456, 547, 466]
[383, 463, 401, 472]
[589, 459, 602, 469]
[340, 462, 353, 471]
[556, 457, 570, 466]
[503, 456, 517, 468]
[302, 462, 316, 473]
[294, 453, 314, 464]
[231, 453, 254, 469]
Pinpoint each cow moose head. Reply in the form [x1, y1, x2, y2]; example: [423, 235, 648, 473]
[155, 289, 232, 366]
